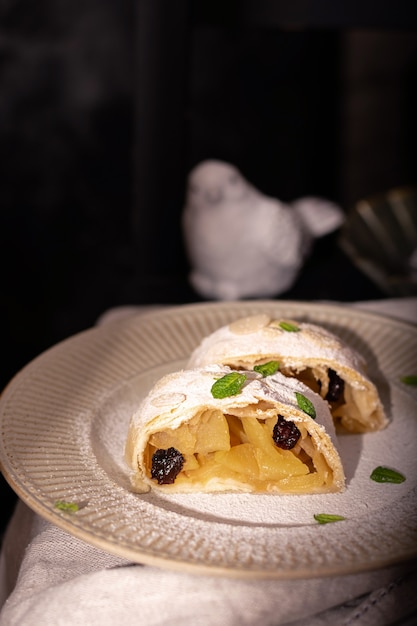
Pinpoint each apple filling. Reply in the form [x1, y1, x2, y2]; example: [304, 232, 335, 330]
[254, 363, 379, 433]
[146, 405, 334, 493]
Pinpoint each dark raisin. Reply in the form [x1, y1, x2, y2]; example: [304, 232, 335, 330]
[151, 447, 184, 484]
[272, 415, 301, 450]
[325, 368, 345, 402]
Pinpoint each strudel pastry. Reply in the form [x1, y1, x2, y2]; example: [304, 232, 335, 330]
[188, 314, 388, 433]
[125, 365, 345, 494]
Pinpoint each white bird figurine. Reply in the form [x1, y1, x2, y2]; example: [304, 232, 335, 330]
[182, 159, 345, 300]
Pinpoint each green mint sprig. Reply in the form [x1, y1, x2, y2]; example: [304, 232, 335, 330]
[279, 321, 300, 332]
[254, 361, 280, 377]
[314, 513, 346, 524]
[54, 500, 79, 513]
[370, 466, 406, 484]
[295, 392, 316, 419]
[211, 372, 247, 399]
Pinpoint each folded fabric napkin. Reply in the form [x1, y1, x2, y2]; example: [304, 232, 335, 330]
[0, 299, 416, 626]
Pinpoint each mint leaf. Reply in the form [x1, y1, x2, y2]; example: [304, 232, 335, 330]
[254, 361, 280, 377]
[295, 392, 316, 419]
[279, 321, 300, 332]
[211, 372, 247, 399]
[314, 513, 345, 524]
[370, 466, 406, 484]
[54, 500, 79, 513]
[400, 375, 417, 386]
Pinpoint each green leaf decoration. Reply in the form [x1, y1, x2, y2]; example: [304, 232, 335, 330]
[370, 466, 406, 484]
[254, 361, 280, 377]
[211, 372, 247, 399]
[295, 392, 316, 419]
[314, 513, 346, 524]
[54, 500, 79, 513]
[279, 321, 300, 332]
[400, 375, 417, 386]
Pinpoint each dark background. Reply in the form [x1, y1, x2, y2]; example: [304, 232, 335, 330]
[1, 1, 416, 533]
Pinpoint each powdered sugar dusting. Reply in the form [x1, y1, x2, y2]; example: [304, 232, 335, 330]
[188, 316, 365, 372]
[92, 366, 416, 525]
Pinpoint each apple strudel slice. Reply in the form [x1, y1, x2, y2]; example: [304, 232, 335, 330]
[125, 365, 345, 494]
[187, 314, 388, 433]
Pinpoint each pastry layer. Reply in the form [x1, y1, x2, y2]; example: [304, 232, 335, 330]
[125, 365, 345, 494]
[188, 315, 388, 433]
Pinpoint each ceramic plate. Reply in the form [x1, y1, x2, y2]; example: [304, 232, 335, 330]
[1, 301, 416, 579]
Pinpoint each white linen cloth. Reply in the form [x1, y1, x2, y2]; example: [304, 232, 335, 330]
[0, 298, 416, 626]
